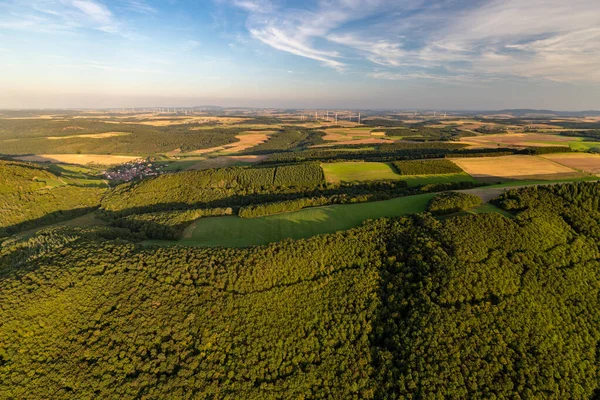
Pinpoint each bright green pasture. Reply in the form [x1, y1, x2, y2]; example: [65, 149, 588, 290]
[147, 192, 437, 248]
[322, 162, 402, 182]
[322, 161, 476, 187]
[570, 141, 600, 151]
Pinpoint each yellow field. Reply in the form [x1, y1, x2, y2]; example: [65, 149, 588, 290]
[46, 132, 131, 140]
[12, 154, 141, 165]
[184, 132, 275, 155]
[449, 155, 583, 182]
[460, 133, 574, 148]
[540, 153, 600, 174]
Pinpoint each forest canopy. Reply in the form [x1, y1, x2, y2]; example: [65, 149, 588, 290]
[1, 182, 599, 398]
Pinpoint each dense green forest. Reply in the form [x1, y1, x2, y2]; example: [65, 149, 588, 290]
[392, 159, 464, 175]
[0, 160, 106, 236]
[1, 182, 600, 398]
[426, 191, 482, 215]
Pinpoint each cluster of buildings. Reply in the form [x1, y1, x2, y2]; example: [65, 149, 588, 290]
[102, 160, 163, 183]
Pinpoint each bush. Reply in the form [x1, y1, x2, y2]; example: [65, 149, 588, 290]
[427, 191, 482, 215]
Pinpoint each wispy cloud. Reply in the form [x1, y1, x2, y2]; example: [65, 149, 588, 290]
[229, 0, 600, 83]
[117, 0, 157, 14]
[0, 0, 145, 38]
[60, 60, 165, 74]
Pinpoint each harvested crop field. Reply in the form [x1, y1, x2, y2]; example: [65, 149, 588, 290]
[186, 132, 274, 155]
[322, 127, 376, 141]
[46, 132, 131, 140]
[540, 153, 600, 174]
[449, 155, 583, 182]
[12, 154, 141, 165]
[459, 133, 576, 149]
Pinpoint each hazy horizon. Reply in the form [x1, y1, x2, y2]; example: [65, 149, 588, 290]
[1, 0, 599, 109]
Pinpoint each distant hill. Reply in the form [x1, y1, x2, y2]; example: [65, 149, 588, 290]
[495, 109, 600, 118]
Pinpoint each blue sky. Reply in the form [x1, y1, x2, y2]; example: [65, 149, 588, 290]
[1, 0, 599, 110]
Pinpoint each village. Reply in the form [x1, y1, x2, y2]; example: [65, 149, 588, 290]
[102, 159, 164, 183]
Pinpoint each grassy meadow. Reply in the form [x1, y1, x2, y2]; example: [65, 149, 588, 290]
[322, 161, 476, 186]
[147, 193, 438, 247]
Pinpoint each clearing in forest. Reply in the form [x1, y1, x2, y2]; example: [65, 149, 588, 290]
[156, 193, 438, 247]
[540, 153, 600, 174]
[12, 154, 141, 165]
[449, 155, 584, 182]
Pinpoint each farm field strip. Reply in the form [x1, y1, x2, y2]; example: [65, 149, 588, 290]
[185, 132, 274, 155]
[449, 155, 586, 182]
[46, 132, 131, 140]
[322, 161, 476, 186]
[540, 153, 600, 174]
[322, 162, 402, 183]
[459, 133, 581, 149]
[11, 154, 142, 165]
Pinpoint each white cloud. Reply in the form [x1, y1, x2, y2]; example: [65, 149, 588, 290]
[118, 0, 156, 14]
[0, 0, 141, 38]
[230, 0, 600, 83]
[70, 0, 113, 24]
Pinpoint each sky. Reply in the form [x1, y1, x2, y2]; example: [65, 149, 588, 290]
[0, 0, 599, 110]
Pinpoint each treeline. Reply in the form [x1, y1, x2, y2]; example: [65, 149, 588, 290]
[373, 126, 474, 141]
[392, 159, 463, 175]
[239, 197, 330, 218]
[426, 191, 482, 215]
[2, 183, 600, 398]
[560, 130, 600, 141]
[263, 144, 525, 164]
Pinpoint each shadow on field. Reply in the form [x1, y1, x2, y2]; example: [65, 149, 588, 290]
[1, 207, 99, 238]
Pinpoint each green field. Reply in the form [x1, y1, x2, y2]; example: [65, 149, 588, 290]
[322, 162, 402, 182]
[569, 141, 600, 151]
[147, 193, 438, 247]
[322, 161, 476, 186]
